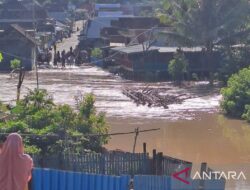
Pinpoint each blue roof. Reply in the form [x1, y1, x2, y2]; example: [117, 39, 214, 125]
[98, 11, 123, 17]
[95, 4, 121, 10]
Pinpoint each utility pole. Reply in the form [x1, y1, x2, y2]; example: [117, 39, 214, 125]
[133, 128, 139, 153]
[32, 0, 39, 89]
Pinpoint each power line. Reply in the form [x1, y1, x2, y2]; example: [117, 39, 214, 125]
[0, 26, 156, 66]
[0, 128, 160, 138]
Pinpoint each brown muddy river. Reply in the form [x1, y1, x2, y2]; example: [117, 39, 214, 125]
[0, 66, 249, 190]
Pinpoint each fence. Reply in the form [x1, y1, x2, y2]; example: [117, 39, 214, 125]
[33, 152, 150, 175]
[134, 175, 225, 190]
[31, 168, 225, 190]
[32, 168, 131, 190]
[32, 150, 192, 176]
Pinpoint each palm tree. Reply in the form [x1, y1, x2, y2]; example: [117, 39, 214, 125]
[165, 0, 250, 82]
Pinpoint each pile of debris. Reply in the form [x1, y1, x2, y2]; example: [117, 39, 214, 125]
[122, 87, 193, 109]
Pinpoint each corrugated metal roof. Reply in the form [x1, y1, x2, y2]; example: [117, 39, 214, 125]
[95, 4, 121, 10]
[98, 11, 123, 17]
[158, 47, 203, 53]
[111, 44, 159, 54]
[111, 45, 203, 54]
[10, 24, 36, 45]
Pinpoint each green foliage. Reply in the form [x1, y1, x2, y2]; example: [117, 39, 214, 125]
[221, 67, 250, 121]
[218, 46, 250, 83]
[0, 52, 3, 62]
[91, 48, 102, 59]
[167, 0, 250, 47]
[242, 105, 250, 122]
[10, 59, 21, 70]
[168, 50, 188, 83]
[0, 89, 109, 155]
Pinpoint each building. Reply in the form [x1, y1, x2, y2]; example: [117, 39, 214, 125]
[46, 2, 70, 24]
[100, 17, 162, 46]
[79, 3, 134, 48]
[109, 45, 219, 80]
[0, 24, 37, 71]
[0, 0, 48, 30]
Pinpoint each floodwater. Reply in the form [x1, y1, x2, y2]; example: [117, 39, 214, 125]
[0, 21, 249, 189]
[0, 66, 249, 190]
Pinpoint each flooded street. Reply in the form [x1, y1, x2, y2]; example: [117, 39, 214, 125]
[0, 66, 249, 189]
[0, 22, 249, 190]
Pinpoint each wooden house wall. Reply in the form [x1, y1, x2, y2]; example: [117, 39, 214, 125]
[0, 31, 35, 71]
[129, 51, 170, 72]
[118, 50, 220, 77]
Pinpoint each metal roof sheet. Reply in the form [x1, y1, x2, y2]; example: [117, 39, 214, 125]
[111, 45, 203, 54]
[95, 4, 121, 10]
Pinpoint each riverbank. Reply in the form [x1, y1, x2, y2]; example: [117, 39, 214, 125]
[0, 20, 249, 189]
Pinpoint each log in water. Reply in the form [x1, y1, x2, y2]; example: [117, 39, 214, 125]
[123, 87, 193, 109]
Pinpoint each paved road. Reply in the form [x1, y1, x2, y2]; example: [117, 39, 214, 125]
[56, 20, 83, 53]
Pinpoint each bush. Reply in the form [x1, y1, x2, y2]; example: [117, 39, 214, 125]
[0, 89, 109, 155]
[0, 52, 3, 62]
[221, 67, 250, 121]
[91, 48, 102, 59]
[10, 59, 21, 70]
[168, 50, 188, 83]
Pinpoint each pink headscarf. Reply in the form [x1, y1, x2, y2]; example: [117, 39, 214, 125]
[0, 133, 33, 190]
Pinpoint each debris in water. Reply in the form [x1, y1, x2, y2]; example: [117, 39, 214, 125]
[122, 87, 193, 109]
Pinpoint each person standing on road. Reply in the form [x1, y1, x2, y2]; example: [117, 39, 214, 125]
[53, 52, 58, 67]
[61, 50, 66, 68]
[0, 133, 33, 190]
[57, 51, 61, 65]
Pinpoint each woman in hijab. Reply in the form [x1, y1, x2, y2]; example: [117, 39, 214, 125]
[0, 133, 33, 190]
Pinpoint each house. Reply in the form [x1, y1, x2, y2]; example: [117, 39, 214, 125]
[0, 0, 48, 30]
[98, 16, 163, 48]
[0, 24, 37, 71]
[109, 45, 219, 80]
[46, 2, 69, 24]
[111, 17, 160, 29]
[79, 3, 134, 48]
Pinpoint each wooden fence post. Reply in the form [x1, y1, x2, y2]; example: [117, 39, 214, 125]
[152, 149, 157, 175]
[157, 152, 163, 175]
[199, 162, 207, 190]
[143, 143, 147, 154]
[100, 154, 105, 174]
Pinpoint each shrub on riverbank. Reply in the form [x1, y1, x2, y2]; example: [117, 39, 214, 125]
[0, 89, 109, 155]
[168, 50, 188, 84]
[221, 67, 250, 121]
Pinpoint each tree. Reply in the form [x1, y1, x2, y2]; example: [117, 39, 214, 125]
[0, 52, 3, 62]
[221, 67, 250, 121]
[168, 50, 188, 84]
[218, 46, 250, 83]
[10, 59, 25, 102]
[0, 89, 109, 155]
[165, 0, 250, 82]
[91, 48, 102, 59]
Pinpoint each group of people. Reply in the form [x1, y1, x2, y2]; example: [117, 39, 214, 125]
[53, 45, 75, 68]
